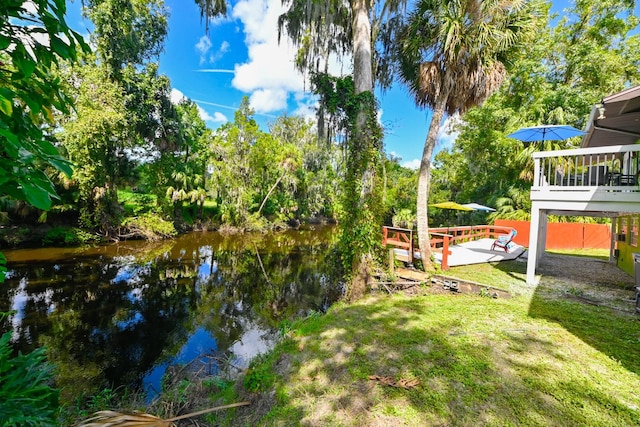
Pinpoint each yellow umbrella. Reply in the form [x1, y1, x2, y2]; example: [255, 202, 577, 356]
[429, 201, 474, 211]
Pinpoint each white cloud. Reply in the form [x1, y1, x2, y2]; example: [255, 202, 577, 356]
[211, 111, 228, 122]
[219, 40, 230, 54]
[249, 88, 288, 113]
[195, 35, 212, 65]
[402, 159, 421, 170]
[196, 106, 214, 121]
[231, 0, 309, 113]
[436, 114, 462, 150]
[170, 88, 187, 104]
[197, 105, 228, 123]
[291, 93, 318, 120]
[22, 1, 38, 16]
[196, 38, 231, 65]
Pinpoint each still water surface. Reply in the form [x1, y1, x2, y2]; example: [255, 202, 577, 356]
[0, 226, 342, 400]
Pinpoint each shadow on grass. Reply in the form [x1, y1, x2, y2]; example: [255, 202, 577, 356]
[528, 285, 640, 375]
[452, 256, 640, 376]
[523, 254, 640, 376]
[259, 294, 640, 426]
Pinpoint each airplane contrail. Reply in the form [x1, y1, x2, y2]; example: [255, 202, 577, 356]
[192, 99, 237, 111]
[195, 69, 235, 73]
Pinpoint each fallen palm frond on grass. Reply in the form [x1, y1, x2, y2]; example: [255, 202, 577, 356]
[368, 375, 420, 389]
[75, 402, 250, 427]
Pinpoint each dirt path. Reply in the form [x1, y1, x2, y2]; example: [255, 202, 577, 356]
[536, 254, 637, 312]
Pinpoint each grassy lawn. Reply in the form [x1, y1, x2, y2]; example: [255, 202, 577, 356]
[208, 259, 640, 426]
[547, 248, 610, 261]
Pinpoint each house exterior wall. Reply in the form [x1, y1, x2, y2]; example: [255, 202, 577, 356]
[615, 215, 640, 275]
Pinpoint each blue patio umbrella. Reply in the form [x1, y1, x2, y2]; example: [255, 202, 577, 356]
[507, 125, 586, 142]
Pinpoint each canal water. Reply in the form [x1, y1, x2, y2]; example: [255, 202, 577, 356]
[0, 225, 343, 402]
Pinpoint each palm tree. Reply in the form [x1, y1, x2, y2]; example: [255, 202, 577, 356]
[395, 0, 540, 270]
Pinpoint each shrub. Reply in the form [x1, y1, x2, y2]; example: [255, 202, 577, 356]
[42, 227, 96, 246]
[121, 213, 177, 241]
[243, 353, 276, 392]
[0, 329, 59, 426]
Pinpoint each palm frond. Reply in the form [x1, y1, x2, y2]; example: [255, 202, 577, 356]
[75, 410, 172, 427]
[75, 402, 251, 427]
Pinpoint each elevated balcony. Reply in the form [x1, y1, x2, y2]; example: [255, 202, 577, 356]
[531, 144, 640, 209]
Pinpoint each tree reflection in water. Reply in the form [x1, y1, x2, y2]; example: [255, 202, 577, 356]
[0, 226, 343, 402]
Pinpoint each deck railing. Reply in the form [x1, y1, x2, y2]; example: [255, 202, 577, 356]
[532, 144, 640, 192]
[382, 226, 414, 263]
[382, 225, 514, 270]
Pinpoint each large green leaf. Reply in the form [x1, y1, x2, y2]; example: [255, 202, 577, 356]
[45, 154, 74, 177]
[0, 128, 20, 149]
[0, 94, 13, 117]
[12, 50, 37, 79]
[49, 35, 70, 59]
[0, 34, 10, 50]
[20, 174, 55, 211]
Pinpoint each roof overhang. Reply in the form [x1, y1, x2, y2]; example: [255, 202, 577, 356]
[581, 85, 640, 148]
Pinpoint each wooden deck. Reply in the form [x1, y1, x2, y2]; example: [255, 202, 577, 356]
[383, 225, 524, 270]
[392, 238, 525, 268]
[432, 238, 525, 267]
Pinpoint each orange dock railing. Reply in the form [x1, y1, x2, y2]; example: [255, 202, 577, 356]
[382, 225, 514, 270]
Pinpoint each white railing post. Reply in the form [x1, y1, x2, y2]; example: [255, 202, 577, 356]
[533, 157, 541, 186]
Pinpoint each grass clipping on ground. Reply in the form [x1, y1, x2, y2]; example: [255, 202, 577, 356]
[241, 260, 640, 427]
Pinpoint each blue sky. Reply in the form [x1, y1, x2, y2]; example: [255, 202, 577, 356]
[64, 0, 570, 169]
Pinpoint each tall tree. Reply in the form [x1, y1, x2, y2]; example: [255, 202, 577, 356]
[394, 0, 539, 269]
[269, 115, 341, 220]
[279, 0, 406, 299]
[61, 61, 128, 232]
[83, 0, 168, 79]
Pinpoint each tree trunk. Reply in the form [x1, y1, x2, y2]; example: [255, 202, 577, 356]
[417, 94, 448, 271]
[346, 0, 375, 301]
[257, 170, 286, 215]
[352, 0, 372, 94]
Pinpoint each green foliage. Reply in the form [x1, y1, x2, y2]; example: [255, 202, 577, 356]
[60, 61, 128, 231]
[391, 209, 416, 229]
[118, 190, 156, 216]
[0, 324, 59, 426]
[0, 3, 82, 418]
[449, 0, 640, 219]
[244, 353, 277, 393]
[84, 0, 168, 78]
[42, 226, 97, 246]
[0, 0, 88, 210]
[311, 74, 385, 281]
[122, 213, 177, 240]
[209, 98, 337, 228]
[383, 156, 417, 222]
